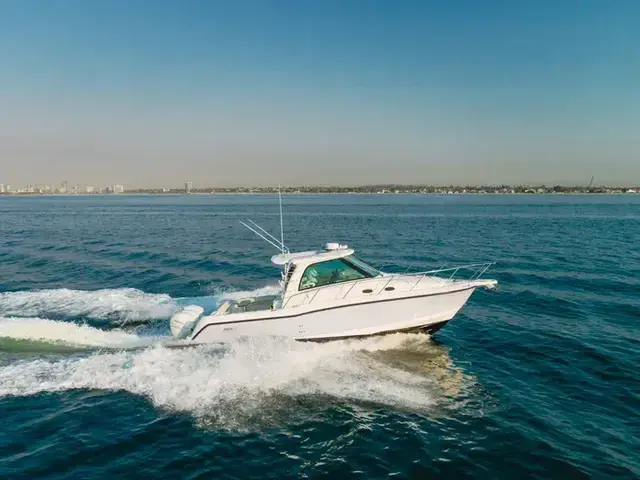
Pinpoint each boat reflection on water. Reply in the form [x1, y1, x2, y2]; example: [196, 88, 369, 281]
[360, 333, 475, 411]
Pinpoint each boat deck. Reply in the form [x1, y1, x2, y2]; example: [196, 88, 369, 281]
[223, 295, 279, 314]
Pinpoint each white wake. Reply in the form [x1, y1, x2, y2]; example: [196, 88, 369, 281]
[0, 288, 178, 323]
[0, 334, 466, 429]
[0, 317, 153, 348]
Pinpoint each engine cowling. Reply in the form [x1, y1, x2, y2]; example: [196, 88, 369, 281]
[170, 305, 204, 338]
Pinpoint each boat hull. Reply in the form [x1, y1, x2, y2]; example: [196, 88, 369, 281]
[189, 286, 476, 342]
[298, 320, 450, 342]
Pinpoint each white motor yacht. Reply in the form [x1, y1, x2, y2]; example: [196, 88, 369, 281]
[170, 240, 497, 343]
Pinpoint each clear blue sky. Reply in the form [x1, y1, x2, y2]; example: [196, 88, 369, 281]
[1, 0, 638, 187]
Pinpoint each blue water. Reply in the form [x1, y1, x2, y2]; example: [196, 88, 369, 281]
[0, 194, 638, 479]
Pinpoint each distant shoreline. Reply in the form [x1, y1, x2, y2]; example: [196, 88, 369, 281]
[3, 183, 640, 196]
[1, 190, 638, 197]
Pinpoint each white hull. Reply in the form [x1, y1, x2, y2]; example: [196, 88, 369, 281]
[188, 284, 482, 343]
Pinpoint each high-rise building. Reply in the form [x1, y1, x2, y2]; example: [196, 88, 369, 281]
[85, 186, 94, 194]
[185, 181, 193, 193]
[0, 184, 5, 193]
[112, 184, 125, 194]
[60, 181, 68, 194]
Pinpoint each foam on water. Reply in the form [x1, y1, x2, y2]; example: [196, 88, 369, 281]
[0, 317, 151, 348]
[0, 288, 178, 324]
[0, 285, 282, 326]
[0, 333, 463, 429]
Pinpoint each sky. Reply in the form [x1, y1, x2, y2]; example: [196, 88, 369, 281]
[0, 0, 639, 188]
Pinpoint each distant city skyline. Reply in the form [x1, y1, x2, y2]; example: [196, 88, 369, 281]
[2, 182, 639, 197]
[2, 180, 639, 195]
[1, 1, 639, 186]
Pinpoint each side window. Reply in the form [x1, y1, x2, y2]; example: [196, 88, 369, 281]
[285, 264, 296, 286]
[299, 259, 366, 291]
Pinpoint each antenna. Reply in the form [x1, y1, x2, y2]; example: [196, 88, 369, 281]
[240, 221, 284, 251]
[239, 189, 291, 298]
[279, 185, 285, 254]
[246, 219, 288, 252]
[239, 189, 290, 254]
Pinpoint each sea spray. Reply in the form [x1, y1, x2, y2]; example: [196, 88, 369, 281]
[0, 334, 461, 429]
[0, 288, 178, 324]
[0, 317, 151, 348]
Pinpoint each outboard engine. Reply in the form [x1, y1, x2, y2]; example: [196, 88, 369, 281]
[170, 305, 204, 339]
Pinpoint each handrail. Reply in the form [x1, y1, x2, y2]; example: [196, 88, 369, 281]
[281, 262, 494, 309]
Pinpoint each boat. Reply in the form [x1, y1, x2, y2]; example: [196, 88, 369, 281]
[169, 193, 498, 343]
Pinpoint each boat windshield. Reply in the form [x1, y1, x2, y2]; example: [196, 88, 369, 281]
[298, 255, 380, 291]
[343, 255, 381, 277]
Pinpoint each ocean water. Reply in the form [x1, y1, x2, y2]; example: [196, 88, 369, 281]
[0, 194, 638, 479]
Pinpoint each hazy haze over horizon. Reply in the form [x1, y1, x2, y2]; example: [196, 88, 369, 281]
[1, 0, 639, 188]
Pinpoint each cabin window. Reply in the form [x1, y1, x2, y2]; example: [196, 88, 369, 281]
[299, 258, 371, 291]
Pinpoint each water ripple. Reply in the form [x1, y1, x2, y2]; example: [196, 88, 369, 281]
[0, 194, 638, 479]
